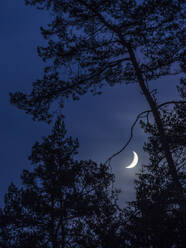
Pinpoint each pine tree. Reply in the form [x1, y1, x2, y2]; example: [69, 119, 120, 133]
[123, 80, 186, 247]
[0, 117, 123, 248]
[10, 0, 185, 204]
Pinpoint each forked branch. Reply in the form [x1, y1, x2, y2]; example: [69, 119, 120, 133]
[105, 100, 186, 166]
[105, 110, 150, 165]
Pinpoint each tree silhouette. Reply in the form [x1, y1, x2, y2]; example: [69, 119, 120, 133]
[123, 80, 186, 247]
[0, 117, 124, 248]
[10, 0, 185, 206]
[7, 1, 186, 246]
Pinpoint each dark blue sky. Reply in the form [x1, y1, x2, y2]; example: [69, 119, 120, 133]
[1, 0, 180, 206]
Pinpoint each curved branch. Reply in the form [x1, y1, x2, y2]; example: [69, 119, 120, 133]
[104, 101, 186, 165]
[105, 110, 150, 165]
[157, 100, 186, 109]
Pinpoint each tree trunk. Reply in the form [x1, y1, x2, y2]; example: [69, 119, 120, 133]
[119, 41, 185, 211]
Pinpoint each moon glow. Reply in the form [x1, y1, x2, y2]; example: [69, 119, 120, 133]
[126, 151, 138, 169]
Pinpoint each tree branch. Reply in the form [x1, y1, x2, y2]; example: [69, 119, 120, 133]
[105, 100, 186, 165]
[157, 101, 186, 109]
[105, 110, 150, 165]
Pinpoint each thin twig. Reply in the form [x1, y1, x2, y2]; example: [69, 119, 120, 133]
[157, 101, 186, 109]
[105, 101, 186, 165]
[105, 110, 150, 165]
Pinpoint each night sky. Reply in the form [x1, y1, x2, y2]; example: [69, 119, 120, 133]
[1, 0, 181, 207]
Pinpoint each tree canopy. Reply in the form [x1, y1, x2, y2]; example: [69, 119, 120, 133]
[3, 0, 186, 246]
[0, 117, 123, 248]
[123, 80, 186, 247]
[10, 0, 185, 213]
[10, 0, 184, 122]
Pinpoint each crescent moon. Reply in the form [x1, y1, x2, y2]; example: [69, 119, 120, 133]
[126, 151, 138, 169]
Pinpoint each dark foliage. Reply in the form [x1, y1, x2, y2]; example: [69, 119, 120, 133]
[10, 0, 184, 122]
[0, 117, 124, 248]
[9, 0, 185, 206]
[123, 80, 186, 247]
[4, 0, 186, 247]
